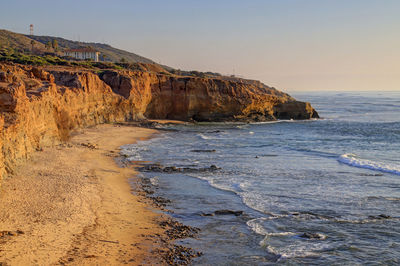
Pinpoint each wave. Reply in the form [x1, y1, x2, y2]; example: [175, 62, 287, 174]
[247, 218, 297, 237]
[250, 119, 319, 125]
[197, 133, 216, 140]
[338, 154, 400, 176]
[249, 121, 281, 125]
[266, 246, 320, 261]
[197, 133, 210, 140]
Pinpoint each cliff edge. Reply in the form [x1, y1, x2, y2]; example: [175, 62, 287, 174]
[0, 62, 318, 179]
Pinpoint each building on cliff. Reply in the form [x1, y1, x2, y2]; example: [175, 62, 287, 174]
[64, 47, 100, 62]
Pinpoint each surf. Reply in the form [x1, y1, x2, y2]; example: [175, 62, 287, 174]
[338, 153, 400, 176]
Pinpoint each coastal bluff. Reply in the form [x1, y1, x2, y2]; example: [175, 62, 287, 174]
[0, 62, 318, 179]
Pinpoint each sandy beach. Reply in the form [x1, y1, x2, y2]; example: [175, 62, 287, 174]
[0, 124, 167, 265]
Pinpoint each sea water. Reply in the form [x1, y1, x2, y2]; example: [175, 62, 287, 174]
[122, 91, 400, 265]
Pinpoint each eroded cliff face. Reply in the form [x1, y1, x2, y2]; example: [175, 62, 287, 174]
[0, 63, 318, 179]
[100, 71, 318, 122]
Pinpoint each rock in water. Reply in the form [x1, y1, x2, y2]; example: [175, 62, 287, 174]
[299, 232, 325, 240]
[214, 210, 244, 216]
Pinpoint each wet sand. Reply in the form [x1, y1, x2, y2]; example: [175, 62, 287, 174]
[0, 124, 168, 265]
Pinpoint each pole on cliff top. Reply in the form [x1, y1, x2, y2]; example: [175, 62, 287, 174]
[30, 24, 34, 35]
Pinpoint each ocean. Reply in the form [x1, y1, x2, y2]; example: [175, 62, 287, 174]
[122, 91, 400, 265]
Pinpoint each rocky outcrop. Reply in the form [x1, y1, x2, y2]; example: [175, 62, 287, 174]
[0, 62, 318, 180]
[99, 71, 318, 122]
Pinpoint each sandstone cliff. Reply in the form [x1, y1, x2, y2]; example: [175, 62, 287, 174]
[0, 62, 318, 179]
[99, 70, 318, 121]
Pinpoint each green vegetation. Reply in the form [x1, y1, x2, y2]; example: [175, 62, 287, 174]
[170, 69, 222, 78]
[0, 48, 130, 71]
[0, 47, 221, 80]
[52, 39, 58, 51]
[45, 41, 52, 50]
[0, 48, 65, 66]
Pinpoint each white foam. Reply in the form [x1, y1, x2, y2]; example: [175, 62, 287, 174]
[127, 154, 142, 161]
[338, 153, 400, 176]
[275, 247, 320, 261]
[250, 121, 280, 125]
[247, 218, 269, 236]
[269, 231, 297, 237]
[197, 133, 212, 140]
[247, 218, 296, 237]
[149, 176, 159, 186]
[120, 144, 147, 161]
[266, 241, 329, 261]
[265, 242, 327, 261]
[249, 119, 311, 125]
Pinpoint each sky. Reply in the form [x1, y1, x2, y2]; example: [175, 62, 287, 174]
[1, 0, 399, 92]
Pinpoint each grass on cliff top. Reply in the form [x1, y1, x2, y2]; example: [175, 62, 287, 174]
[0, 49, 179, 76]
[0, 48, 126, 70]
[0, 48, 228, 80]
[0, 48, 65, 66]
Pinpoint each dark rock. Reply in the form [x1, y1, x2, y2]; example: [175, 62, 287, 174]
[163, 166, 178, 172]
[159, 244, 202, 265]
[359, 173, 384, 176]
[159, 219, 200, 239]
[209, 165, 218, 170]
[299, 232, 324, 239]
[140, 164, 164, 172]
[191, 149, 216, 153]
[369, 214, 391, 220]
[150, 196, 171, 208]
[214, 210, 243, 216]
[139, 164, 220, 173]
[200, 212, 214, 217]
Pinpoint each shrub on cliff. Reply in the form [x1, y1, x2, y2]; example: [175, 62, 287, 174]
[0, 50, 70, 66]
[189, 71, 206, 78]
[92, 62, 123, 70]
[170, 69, 221, 78]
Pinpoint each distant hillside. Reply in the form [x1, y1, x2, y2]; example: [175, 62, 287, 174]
[0, 29, 156, 65]
[0, 29, 261, 81]
[28, 35, 156, 64]
[0, 29, 47, 53]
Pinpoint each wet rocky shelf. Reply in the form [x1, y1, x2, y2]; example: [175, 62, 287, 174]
[138, 164, 221, 173]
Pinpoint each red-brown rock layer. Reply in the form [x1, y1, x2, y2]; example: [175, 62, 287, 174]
[0, 63, 318, 179]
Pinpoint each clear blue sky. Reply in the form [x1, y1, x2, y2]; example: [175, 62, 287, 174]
[1, 0, 399, 91]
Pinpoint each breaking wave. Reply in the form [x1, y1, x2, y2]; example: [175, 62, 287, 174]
[338, 154, 400, 176]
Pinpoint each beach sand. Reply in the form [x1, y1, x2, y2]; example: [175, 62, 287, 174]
[0, 124, 167, 265]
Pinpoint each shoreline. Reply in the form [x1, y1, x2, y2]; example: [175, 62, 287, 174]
[0, 123, 184, 265]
